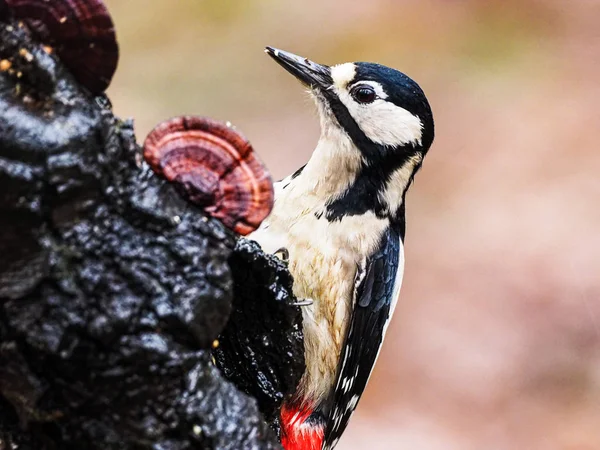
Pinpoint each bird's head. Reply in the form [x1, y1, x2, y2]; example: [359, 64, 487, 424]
[265, 47, 434, 160]
[265, 47, 434, 222]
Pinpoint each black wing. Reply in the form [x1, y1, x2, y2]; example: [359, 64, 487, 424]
[322, 224, 402, 449]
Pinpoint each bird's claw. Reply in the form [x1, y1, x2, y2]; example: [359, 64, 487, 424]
[274, 247, 290, 265]
[291, 298, 313, 307]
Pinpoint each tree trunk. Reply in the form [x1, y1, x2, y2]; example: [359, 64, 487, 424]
[0, 16, 303, 450]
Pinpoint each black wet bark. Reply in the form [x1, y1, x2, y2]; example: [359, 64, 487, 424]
[216, 239, 304, 430]
[0, 17, 303, 450]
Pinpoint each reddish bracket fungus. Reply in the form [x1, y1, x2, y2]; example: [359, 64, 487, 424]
[143, 116, 275, 236]
[2, 0, 118, 94]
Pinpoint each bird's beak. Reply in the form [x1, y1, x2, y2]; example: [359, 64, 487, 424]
[265, 47, 332, 90]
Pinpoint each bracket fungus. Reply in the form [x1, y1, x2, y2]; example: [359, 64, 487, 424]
[143, 116, 275, 236]
[1, 0, 118, 94]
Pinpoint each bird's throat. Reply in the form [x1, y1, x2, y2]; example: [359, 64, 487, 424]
[300, 126, 363, 200]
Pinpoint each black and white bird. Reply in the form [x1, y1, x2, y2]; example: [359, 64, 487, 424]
[248, 47, 434, 450]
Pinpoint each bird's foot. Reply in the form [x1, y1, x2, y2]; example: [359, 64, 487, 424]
[291, 298, 314, 307]
[274, 247, 289, 265]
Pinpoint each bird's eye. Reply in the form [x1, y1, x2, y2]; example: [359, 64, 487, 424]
[351, 86, 376, 104]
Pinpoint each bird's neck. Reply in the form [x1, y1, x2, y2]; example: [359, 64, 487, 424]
[300, 124, 363, 199]
[299, 125, 422, 221]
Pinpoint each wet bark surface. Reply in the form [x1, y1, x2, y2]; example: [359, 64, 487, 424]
[216, 239, 304, 430]
[0, 17, 303, 450]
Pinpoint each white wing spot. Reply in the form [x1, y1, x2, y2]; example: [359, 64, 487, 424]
[347, 394, 360, 411]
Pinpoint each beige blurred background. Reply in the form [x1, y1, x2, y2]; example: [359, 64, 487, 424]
[104, 0, 600, 448]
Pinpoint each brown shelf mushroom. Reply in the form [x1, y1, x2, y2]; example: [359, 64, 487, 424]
[143, 116, 275, 236]
[3, 0, 119, 94]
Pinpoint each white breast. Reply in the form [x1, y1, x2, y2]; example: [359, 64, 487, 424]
[248, 172, 389, 407]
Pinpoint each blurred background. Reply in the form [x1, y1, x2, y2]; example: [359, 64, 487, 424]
[104, 0, 600, 448]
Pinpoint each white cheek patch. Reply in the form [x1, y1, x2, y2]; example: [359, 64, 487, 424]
[334, 82, 424, 147]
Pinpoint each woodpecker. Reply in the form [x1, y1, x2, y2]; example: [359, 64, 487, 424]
[248, 47, 434, 450]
